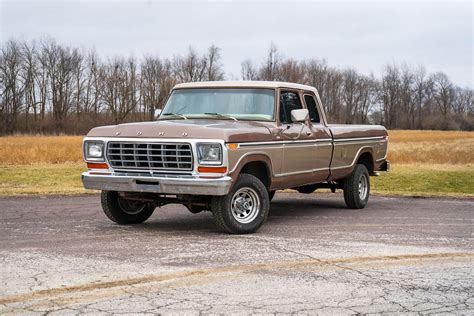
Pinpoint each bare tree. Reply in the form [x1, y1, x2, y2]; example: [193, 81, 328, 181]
[413, 66, 433, 129]
[0, 40, 24, 134]
[259, 43, 280, 81]
[172, 47, 207, 82]
[206, 45, 224, 81]
[277, 58, 305, 83]
[241, 59, 258, 80]
[100, 57, 138, 124]
[432, 72, 455, 129]
[82, 51, 101, 114]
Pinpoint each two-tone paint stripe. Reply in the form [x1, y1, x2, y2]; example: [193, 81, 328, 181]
[237, 138, 333, 148]
[236, 136, 385, 148]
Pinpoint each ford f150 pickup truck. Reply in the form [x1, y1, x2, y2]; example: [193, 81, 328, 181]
[82, 81, 390, 234]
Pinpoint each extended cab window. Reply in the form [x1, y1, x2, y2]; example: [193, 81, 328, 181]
[304, 94, 320, 123]
[279, 91, 302, 124]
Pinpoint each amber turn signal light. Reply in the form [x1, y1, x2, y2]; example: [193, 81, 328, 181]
[197, 166, 227, 173]
[87, 162, 109, 169]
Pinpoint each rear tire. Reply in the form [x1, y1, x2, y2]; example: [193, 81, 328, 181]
[101, 191, 155, 224]
[343, 164, 370, 209]
[211, 174, 269, 234]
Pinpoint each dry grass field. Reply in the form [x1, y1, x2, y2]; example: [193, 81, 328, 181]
[387, 130, 474, 165]
[0, 130, 473, 196]
[0, 135, 83, 165]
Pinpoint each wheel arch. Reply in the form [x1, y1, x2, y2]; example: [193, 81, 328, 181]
[356, 149, 375, 173]
[229, 154, 273, 189]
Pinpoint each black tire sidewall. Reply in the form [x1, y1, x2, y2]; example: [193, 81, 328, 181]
[212, 174, 270, 234]
[343, 164, 370, 209]
[101, 191, 155, 224]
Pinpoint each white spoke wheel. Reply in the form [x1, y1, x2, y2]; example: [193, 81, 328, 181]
[358, 174, 368, 200]
[211, 174, 270, 234]
[343, 164, 370, 209]
[231, 188, 260, 224]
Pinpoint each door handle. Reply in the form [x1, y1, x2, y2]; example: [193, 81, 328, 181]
[306, 131, 312, 136]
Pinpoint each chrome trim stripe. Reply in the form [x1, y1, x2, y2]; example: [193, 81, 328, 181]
[237, 138, 333, 147]
[333, 136, 385, 143]
[274, 167, 329, 177]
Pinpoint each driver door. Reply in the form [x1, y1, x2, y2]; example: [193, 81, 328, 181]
[277, 90, 315, 178]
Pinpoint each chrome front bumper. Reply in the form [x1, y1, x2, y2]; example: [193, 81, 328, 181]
[81, 172, 233, 196]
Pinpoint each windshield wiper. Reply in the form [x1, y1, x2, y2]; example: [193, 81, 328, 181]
[204, 112, 238, 121]
[161, 113, 188, 120]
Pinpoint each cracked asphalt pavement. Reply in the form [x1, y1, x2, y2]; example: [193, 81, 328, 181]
[0, 193, 473, 314]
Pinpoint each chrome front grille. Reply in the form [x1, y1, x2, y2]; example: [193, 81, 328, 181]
[107, 142, 193, 172]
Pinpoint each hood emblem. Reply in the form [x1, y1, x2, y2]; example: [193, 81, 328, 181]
[115, 131, 121, 136]
[137, 131, 142, 136]
[182, 132, 188, 137]
[158, 132, 164, 136]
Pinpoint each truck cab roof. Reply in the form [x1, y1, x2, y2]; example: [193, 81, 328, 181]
[173, 81, 318, 95]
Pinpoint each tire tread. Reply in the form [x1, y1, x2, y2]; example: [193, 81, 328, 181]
[343, 164, 370, 209]
[211, 174, 269, 234]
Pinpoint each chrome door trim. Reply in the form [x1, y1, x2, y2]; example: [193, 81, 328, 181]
[333, 136, 385, 143]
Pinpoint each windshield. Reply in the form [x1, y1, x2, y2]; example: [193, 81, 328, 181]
[160, 88, 275, 121]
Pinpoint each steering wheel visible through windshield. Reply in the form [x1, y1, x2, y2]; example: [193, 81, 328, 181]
[159, 88, 275, 121]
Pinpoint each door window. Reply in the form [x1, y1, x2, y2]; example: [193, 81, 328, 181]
[279, 91, 303, 124]
[304, 94, 320, 123]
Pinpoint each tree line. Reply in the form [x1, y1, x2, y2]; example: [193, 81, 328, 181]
[1, 39, 472, 135]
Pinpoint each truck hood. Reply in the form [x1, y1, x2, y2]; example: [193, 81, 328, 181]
[86, 119, 273, 143]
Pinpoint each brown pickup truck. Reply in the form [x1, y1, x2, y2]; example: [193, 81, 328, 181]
[82, 81, 389, 234]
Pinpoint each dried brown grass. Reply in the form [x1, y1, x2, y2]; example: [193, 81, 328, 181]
[387, 130, 474, 165]
[0, 130, 473, 165]
[0, 135, 83, 165]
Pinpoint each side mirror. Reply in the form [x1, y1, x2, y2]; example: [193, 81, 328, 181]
[291, 109, 309, 123]
[154, 108, 162, 119]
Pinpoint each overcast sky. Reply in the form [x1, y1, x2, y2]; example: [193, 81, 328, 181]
[1, 0, 472, 87]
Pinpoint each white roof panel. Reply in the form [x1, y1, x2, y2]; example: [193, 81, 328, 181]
[173, 81, 318, 93]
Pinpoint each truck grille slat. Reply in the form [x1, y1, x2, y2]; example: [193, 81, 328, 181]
[107, 142, 193, 172]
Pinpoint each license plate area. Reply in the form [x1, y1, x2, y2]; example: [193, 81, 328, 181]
[135, 180, 160, 186]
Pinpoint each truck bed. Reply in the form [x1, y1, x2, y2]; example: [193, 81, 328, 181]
[327, 124, 388, 140]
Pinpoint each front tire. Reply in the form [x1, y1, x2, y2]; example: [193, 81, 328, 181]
[101, 191, 155, 224]
[343, 164, 370, 209]
[211, 174, 270, 234]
